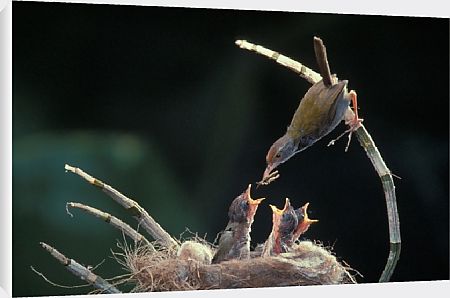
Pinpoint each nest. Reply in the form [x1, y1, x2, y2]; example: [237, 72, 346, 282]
[121, 239, 356, 292]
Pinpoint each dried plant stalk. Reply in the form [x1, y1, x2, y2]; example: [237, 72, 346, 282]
[66, 202, 154, 249]
[348, 118, 401, 282]
[235, 40, 322, 84]
[64, 164, 179, 249]
[39, 242, 121, 294]
[235, 39, 401, 282]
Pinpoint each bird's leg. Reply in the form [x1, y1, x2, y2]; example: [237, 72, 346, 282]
[345, 90, 363, 131]
[328, 90, 363, 151]
[341, 90, 364, 151]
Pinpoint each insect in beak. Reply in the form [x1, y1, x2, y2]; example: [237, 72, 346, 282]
[257, 166, 280, 187]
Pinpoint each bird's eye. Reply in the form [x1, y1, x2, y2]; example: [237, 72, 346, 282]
[240, 200, 249, 210]
[275, 153, 281, 158]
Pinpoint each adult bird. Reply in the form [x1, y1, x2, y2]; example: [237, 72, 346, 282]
[259, 37, 362, 185]
[212, 184, 265, 263]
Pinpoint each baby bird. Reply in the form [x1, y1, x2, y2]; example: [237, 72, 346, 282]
[212, 184, 265, 263]
[261, 200, 319, 256]
[293, 202, 319, 242]
[262, 198, 298, 256]
[177, 241, 213, 265]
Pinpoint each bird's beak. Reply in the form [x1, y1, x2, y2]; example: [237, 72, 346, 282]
[270, 204, 283, 216]
[294, 202, 319, 238]
[245, 184, 265, 221]
[301, 202, 319, 224]
[269, 199, 290, 251]
[245, 184, 265, 205]
[270, 198, 290, 215]
[282, 198, 291, 210]
[269, 204, 282, 240]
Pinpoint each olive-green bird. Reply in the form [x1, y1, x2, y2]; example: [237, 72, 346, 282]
[260, 37, 362, 184]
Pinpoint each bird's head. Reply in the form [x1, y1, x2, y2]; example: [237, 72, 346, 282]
[278, 201, 299, 239]
[228, 184, 265, 224]
[270, 198, 298, 237]
[269, 198, 298, 253]
[262, 134, 297, 183]
[293, 202, 319, 240]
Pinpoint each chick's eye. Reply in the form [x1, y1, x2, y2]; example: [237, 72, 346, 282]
[240, 200, 249, 210]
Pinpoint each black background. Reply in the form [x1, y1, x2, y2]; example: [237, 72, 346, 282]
[13, 2, 449, 296]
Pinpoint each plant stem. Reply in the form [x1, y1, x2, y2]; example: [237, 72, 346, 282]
[66, 202, 154, 249]
[65, 164, 179, 249]
[353, 123, 401, 282]
[38, 242, 121, 294]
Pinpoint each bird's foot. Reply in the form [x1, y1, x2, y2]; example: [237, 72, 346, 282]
[327, 121, 360, 152]
[327, 127, 354, 151]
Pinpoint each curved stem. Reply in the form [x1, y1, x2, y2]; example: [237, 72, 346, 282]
[353, 123, 401, 282]
[236, 39, 401, 282]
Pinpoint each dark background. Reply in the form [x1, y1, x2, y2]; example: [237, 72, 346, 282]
[13, 2, 449, 296]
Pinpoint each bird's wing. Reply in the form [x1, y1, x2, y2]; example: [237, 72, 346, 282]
[290, 80, 348, 141]
[211, 222, 236, 264]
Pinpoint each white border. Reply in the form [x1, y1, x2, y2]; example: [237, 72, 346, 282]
[0, 0, 12, 296]
[16, 0, 450, 17]
[38, 281, 450, 298]
[5, 0, 450, 298]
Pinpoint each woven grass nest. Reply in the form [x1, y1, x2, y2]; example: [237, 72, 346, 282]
[121, 239, 356, 292]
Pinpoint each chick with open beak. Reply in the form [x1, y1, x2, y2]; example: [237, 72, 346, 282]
[212, 184, 265, 263]
[293, 202, 319, 242]
[262, 198, 298, 256]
